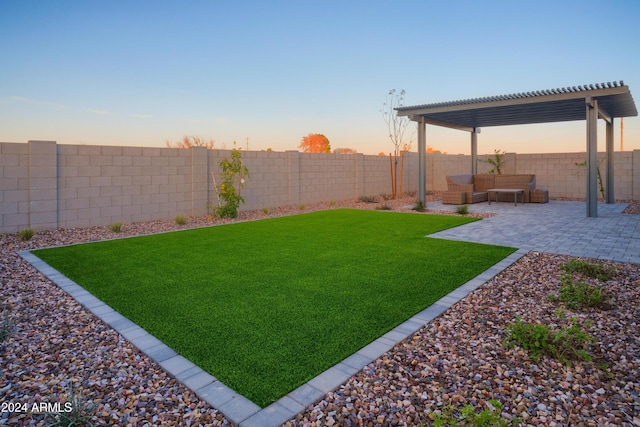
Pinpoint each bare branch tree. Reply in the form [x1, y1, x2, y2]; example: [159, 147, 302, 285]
[381, 89, 413, 198]
[381, 89, 412, 159]
[166, 135, 216, 149]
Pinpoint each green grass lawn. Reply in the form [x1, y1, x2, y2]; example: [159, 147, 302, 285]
[33, 209, 515, 407]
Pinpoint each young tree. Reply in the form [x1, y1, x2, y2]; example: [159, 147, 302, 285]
[299, 133, 331, 153]
[483, 149, 506, 174]
[166, 135, 216, 149]
[213, 147, 250, 218]
[381, 89, 412, 198]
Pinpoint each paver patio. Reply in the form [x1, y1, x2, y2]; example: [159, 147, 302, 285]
[430, 200, 640, 264]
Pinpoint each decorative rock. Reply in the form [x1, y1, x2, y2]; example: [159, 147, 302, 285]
[2, 197, 639, 427]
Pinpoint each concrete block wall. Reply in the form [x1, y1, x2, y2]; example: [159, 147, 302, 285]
[1, 141, 639, 233]
[515, 153, 586, 198]
[55, 144, 196, 228]
[0, 142, 30, 231]
[216, 149, 293, 211]
[363, 154, 397, 197]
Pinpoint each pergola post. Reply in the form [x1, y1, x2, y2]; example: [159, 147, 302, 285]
[586, 97, 598, 217]
[418, 118, 426, 205]
[471, 128, 479, 174]
[606, 118, 615, 203]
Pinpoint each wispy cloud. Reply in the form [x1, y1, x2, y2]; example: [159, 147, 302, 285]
[86, 108, 111, 116]
[7, 95, 69, 110]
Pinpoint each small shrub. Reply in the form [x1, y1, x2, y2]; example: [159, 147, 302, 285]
[329, 200, 337, 206]
[0, 318, 13, 343]
[110, 222, 123, 233]
[504, 317, 593, 364]
[380, 193, 392, 201]
[46, 383, 94, 427]
[456, 205, 469, 215]
[561, 259, 616, 281]
[359, 195, 378, 203]
[375, 204, 392, 211]
[215, 148, 249, 218]
[298, 204, 306, 210]
[557, 273, 605, 309]
[174, 215, 187, 225]
[261, 207, 270, 214]
[19, 228, 35, 241]
[205, 201, 216, 220]
[430, 400, 520, 427]
[413, 200, 425, 212]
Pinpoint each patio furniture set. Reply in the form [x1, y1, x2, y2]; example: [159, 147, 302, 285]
[443, 174, 549, 206]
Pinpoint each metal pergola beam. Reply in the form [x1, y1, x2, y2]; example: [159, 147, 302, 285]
[395, 81, 637, 218]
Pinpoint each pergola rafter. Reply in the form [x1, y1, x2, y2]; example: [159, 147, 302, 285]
[396, 81, 638, 217]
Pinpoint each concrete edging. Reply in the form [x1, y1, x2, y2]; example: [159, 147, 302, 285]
[19, 248, 528, 426]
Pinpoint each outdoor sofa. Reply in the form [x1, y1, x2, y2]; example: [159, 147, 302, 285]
[443, 174, 548, 205]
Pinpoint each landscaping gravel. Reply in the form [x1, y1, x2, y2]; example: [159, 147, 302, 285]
[287, 251, 640, 426]
[1, 195, 638, 426]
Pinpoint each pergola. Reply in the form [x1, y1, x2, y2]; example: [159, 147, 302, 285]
[396, 81, 637, 217]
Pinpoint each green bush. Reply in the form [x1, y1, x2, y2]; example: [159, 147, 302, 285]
[359, 195, 378, 203]
[46, 384, 94, 427]
[110, 222, 123, 233]
[174, 215, 187, 225]
[504, 317, 593, 364]
[430, 400, 521, 426]
[561, 259, 616, 281]
[215, 148, 249, 218]
[456, 205, 469, 215]
[413, 200, 425, 212]
[557, 273, 605, 309]
[19, 228, 35, 241]
[0, 318, 13, 343]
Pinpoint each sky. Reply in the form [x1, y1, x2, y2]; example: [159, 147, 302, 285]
[1, 0, 639, 155]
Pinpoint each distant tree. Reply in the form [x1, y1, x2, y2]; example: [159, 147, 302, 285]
[166, 135, 216, 149]
[333, 147, 357, 154]
[378, 152, 386, 156]
[299, 133, 331, 153]
[427, 146, 446, 154]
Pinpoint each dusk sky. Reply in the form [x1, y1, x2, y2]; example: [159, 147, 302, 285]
[2, 0, 639, 155]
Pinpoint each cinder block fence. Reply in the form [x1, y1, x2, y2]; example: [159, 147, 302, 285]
[1, 140, 638, 233]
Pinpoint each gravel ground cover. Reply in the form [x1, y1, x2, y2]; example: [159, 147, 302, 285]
[287, 251, 640, 426]
[0, 195, 638, 426]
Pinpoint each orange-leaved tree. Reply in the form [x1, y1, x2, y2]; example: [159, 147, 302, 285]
[166, 135, 216, 149]
[299, 134, 331, 153]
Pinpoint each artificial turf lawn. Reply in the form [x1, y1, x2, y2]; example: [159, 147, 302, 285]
[33, 209, 516, 407]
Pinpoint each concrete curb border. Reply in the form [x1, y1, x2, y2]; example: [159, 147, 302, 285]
[20, 247, 528, 426]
